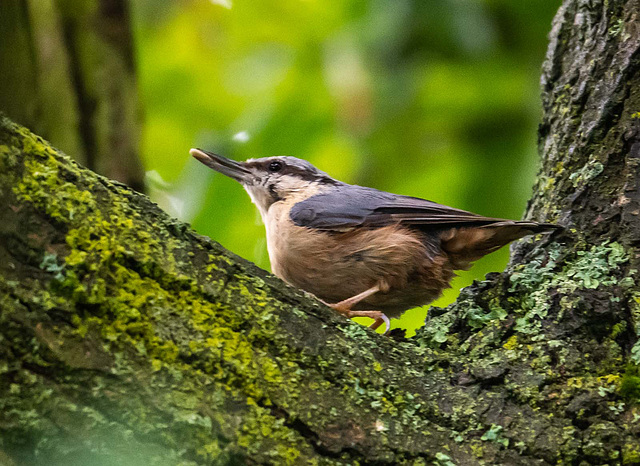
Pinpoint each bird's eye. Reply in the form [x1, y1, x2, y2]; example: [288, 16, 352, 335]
[268, 161, 283, 172]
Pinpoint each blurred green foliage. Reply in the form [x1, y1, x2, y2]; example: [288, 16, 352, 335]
[131, 0, 559, 336]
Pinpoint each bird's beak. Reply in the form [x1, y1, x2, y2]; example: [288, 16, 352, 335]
[190, 148, 252, 183]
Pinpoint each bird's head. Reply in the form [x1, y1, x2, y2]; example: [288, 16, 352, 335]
[190, 149, 338, 214]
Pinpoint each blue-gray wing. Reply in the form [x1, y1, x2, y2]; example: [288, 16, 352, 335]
[289, 185, 504, 231]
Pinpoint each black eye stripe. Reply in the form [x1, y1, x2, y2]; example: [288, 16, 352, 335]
[243, 157, 339, 184]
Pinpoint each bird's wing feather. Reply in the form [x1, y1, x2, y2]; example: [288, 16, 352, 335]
[290, 185, 505, 231]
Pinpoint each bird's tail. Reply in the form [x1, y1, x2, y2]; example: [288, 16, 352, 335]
[441, 220, 562, 270]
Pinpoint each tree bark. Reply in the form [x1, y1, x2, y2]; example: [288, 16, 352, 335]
[1, 0, 639, 464]
[0, 0, 145, 192]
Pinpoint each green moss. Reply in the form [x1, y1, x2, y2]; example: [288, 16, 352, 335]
[620, 366, 640, 402]
[13, 153, 96, 223]
[623, 443, 640, 464]
[582, 422, 622, 460]
[469, 440, 484, 458]
[2, 121, 323, 462]
[236, 406, 304, 464]
[6, 121, 469, 463]
[6, 115, 638, 463]
[608, 18, 624, 37]
[502, 335, 518, 351]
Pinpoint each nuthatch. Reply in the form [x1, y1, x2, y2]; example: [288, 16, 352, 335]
[191, 149, 561, 333]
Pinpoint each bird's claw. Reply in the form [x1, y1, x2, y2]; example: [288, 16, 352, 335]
[371, 313, 391, 335]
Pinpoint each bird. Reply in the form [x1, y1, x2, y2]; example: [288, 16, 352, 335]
[191, 148, 561, 334]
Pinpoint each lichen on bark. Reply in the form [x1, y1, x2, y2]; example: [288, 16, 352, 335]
[1, 0, 640, 464]
[0, 117, 484, 464]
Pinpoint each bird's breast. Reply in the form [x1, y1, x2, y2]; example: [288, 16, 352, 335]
[263, 199, 320, 278]
[262, 203, 453, 315]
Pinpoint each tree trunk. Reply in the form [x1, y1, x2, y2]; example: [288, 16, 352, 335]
[0, 0, 145, 192]
[1, 0, 639, 464]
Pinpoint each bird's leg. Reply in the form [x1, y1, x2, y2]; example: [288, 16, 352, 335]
[324, 285, 391, 334]
[339, 310, 390, 335]
[331, 284, 380, 310]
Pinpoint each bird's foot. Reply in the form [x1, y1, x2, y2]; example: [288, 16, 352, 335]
[328, 304, 391, 335]
[319, 285, 389, 334]
[367, 313, 391, 335]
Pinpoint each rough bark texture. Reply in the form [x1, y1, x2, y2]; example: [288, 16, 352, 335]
[1, 0, 640, 464]
[0, 0, 145, 192]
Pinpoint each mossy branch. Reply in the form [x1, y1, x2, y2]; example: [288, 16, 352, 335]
[0, 116, 497, 464]
[1, 0, 640, 463]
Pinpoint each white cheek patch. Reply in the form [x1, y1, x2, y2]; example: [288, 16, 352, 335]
[242, 177, 324, 223]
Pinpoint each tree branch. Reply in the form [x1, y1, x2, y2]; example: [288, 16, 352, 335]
[1, 0, 640, 464]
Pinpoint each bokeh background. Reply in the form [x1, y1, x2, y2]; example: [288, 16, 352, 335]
[2, 0, 560, 336]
